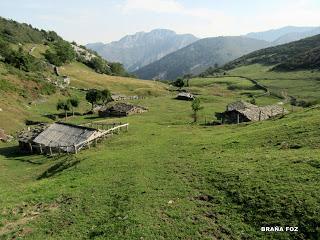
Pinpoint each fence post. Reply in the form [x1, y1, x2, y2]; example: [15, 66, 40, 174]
[259, 110, 262, 121]
[49, 146, 52, 156]
[237, 113, 240, 124]
[74, 144, 77, 154]
[39, 144, 43, 154]
[29, 142, 33, 153]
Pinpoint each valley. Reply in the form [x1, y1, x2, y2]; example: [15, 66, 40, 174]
[0, 14, 320, 240]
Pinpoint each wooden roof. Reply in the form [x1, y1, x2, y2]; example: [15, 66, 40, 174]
[33, 122, 99, 147]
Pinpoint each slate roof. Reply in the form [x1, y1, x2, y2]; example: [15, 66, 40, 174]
[226, 100, 288, 122]
[176, 92, 195, 100]
[108, 103, 147, 113]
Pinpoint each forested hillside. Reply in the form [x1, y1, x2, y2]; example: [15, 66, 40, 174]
[203, 34, 320, 74]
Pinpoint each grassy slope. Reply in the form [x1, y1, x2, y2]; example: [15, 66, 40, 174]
[1, 77, 319, 239]
[60, 62, 167, 96]
[0, 58, 167, 133]
[227, 64, 320, 101]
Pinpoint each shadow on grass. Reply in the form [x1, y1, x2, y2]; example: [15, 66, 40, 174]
[0, 145, 28, 158]
[37, 156, 80, 180]
[84, 115, 101, 120]
[0, 145, 46, 165]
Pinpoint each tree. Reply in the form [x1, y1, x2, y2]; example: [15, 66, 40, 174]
[86, 89, 101, 110]
[69, 97, 79, 116]
[183, 74, 192, 87]
[191, 98, 203, 123]
[57, 99, 71, 120]
[173, 77, 184, 89]
[100, 89, 113, 104]
[87, 57, 109, 74]
[109, 62, 126, 75]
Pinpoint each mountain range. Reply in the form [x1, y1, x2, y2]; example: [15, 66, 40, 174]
[86, 29, 198, 72]
[218, 34, 320, 72]
[87, 26, 320, 80]
[133, 36, 269, 80]
[245, 26, 320, 45]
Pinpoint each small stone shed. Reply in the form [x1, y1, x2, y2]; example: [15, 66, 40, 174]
[18, 124, 48, 151]
[98, 103, 148, 117]
[176, 92, 195, 101]
[221, 100, 288, 124]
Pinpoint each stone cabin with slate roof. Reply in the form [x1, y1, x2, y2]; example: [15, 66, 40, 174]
[221, 100, 288, 124]
[98, 103, 148, 117]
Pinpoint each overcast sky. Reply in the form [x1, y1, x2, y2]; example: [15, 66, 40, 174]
[1, 0, 320, 44]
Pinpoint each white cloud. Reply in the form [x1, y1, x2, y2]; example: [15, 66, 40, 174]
[120, 0, 232, 22]
[121, 0, 182, 14]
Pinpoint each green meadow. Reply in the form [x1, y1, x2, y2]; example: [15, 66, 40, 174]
[228, 64, 320, 101]
[1, 63, 320, 239]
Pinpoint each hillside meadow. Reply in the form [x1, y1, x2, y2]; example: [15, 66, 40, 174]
[0, 70, 320, 239]
[228, 64, 320, 102]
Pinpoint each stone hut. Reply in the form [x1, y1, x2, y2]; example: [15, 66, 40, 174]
[18, 124, 49, 152]
[222, 100, 288, 124]
[98, 103, 148, 117]
[176, 92, 195, 101]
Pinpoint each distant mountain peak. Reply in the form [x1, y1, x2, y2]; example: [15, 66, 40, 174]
[86, 29, 198, 71]
[134, 36, 270, 80]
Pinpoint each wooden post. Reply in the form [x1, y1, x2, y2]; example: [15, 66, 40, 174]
[39, 144, 43, 154]
[126, 124, 129, 131]
[49, 146, 52, 156]
[28, 143, 33, 153]
[259, 110, 262, 121]
[74, 144, 77, 154]
[237, 113, 240, 124]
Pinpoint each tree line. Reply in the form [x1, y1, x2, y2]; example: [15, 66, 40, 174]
[56, 89, 113, 120]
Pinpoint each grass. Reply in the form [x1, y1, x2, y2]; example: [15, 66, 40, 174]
[228, 64, 320, 101]
[60, 62, 168, 97]
[1, 60, 320, 239]
[1, 74, 320, 239]
[0, 60, 168, 133]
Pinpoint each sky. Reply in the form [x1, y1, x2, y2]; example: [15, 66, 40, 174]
[0, 0, 320, 44]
